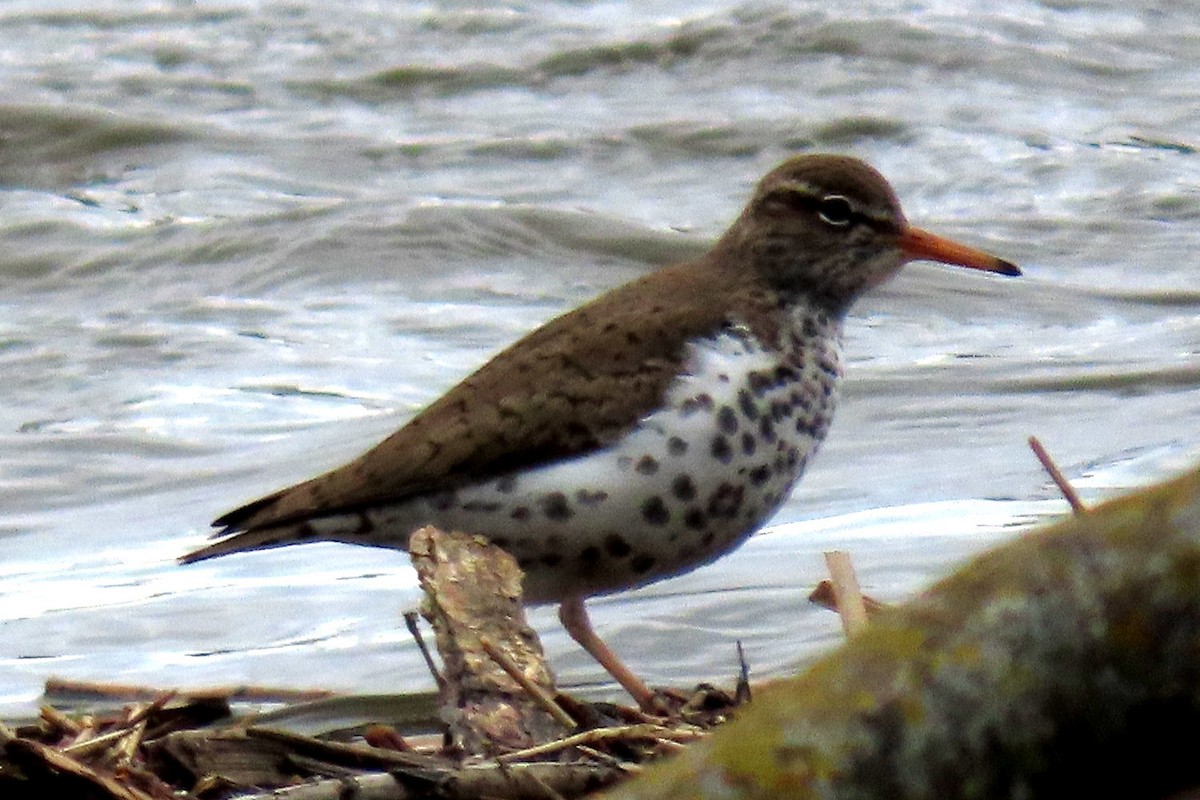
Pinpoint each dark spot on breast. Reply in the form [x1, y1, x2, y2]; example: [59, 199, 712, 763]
[462, 500, 502, 513]
[511, 506, 531, 521]
[741, 432, 757, 456]
[295, 525, 317, 542]
[774, 365, 798, 384]
[759, 416, 776, 443]
[749, 371, 772, 396]
[684, 507, 707, 530]
[642, 495, 671, 526]
[707, 482, 744, 518]
[636, 455, 660, 475]
[604, 533, 632, 558]
[749, 465, 771, 486]
[541, 492, 573, 521]
[355, 515, 375, 535]
[541, 553, 563, 567]
[717, 406, 739, 435]
[631, 554, 657, 574]
[667, 436, 689, 456]
[671, 474, 697, 501]
[576, 489, 609, 505]
[711, 435, 733, 464]
[796, 417, 819, 437]
[701, 531, 716, 547]
[579, 546, 600, 566]
[518, 557, 534, 569]
[738, 388, 759, 421]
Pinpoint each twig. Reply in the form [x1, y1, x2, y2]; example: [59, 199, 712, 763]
[0, 726, 152, 800]
[491, 723, 704, 763]
[39, 703, 83, 737]
[115, 720, 147, 768]
[404, 611, 445, 690]
[1028, 436, 1086, 514]
[62, 725, 134, 757]
[479, 637, 577, 730]
[823, 551, 869, 637]
[734, 641, 752, 705]
[125, 691, 176, 726]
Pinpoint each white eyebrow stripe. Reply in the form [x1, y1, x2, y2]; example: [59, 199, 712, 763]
[767, 181, 898, 229]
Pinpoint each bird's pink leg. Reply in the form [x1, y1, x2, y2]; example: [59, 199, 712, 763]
[558, 596, 656, 711]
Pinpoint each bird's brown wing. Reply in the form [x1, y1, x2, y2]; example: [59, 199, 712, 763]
[208, 260, 761, 538]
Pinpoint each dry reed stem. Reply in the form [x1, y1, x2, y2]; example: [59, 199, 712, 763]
[823, 550, 869, 636]
[1028, 435, 1086, 514]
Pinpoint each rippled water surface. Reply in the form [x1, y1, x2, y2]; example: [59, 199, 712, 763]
[2, 1, 1199, 716]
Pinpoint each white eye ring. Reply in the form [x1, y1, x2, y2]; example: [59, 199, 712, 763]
[817, 194, 853, 227]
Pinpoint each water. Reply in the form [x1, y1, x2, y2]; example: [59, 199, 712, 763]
[2, 1, 1199, 717]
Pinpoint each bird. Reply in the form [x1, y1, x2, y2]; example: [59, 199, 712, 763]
[182, 154, 1019, 710]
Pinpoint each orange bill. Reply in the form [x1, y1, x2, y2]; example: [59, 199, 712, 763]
[900, 226, 1020, 276]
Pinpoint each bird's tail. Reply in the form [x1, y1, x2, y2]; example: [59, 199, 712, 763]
[179, 525, 310, 564]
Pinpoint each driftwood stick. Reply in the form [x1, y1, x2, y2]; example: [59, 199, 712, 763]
[44, 677, 334, 704]
[411, 527, 571, 754]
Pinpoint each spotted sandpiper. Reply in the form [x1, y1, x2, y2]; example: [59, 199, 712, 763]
[183, 155, 1018, 710]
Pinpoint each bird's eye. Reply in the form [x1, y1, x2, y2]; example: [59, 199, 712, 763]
[817, 195, 854, 227]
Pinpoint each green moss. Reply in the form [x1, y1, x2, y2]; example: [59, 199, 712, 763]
[605, 464, 1200, 799]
